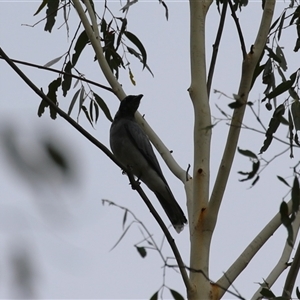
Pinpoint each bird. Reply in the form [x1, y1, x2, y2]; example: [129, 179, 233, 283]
[110, 94, 187, 233]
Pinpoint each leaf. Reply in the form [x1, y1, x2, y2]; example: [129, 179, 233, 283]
[120, 0, 138, 12]
[38, 77, 61, 119]
[276, 45, 287, 71]
[228, 101, 244, 109]
[77, 87, 85, 119]
[280, 201, 294, 247]
[43, 53, 65, 68]
[266, 79, 293, 99]
[277, 176, 290, 187]
[109, 224, 133, 251]
[67, 88, 81, 116]
[260, 287, 276, 298]
[169, 289, 185, 300]
[34, 0, 49, 16]
[122, 209, 128, 229]
[116, 18, 127, 50]
[149, 291, 159, 300]
[93, 92, 113, 122]
[296, 286, 300, 299]
[44, 0, 59, 33]
[239, 161, 260, 182]
[81, 105, 94, 128]
[291, 100, 300, 131]
[72, 30, 89, 66]
[159, 0, 169, 20]
[292, 176, 300, 214]
[124, 31, 147, 69]
[44, 141, 69, 174]
[277, 11, 286, 41]
[237, 147, 258, 159]
[62, 61, 72, 97]
[129, 68, 136, 85]
[136, 246, 147, 258]
[265, 46, 282, 64]
[260, 104, 285, 154]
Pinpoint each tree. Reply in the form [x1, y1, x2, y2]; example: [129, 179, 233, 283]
[1, 0, 300, 299]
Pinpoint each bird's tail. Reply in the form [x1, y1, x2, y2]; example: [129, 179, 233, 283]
[154, 188, 187, 233]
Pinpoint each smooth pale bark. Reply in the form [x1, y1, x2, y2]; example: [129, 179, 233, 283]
[188, 0, 212, 299]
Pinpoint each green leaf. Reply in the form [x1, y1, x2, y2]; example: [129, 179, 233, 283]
[72, 30, 89, 66]
[292, 176, 300, 214]
[239, 161, 260, 182]
[276, 45, 287, 71]
[237, 148, 258, 159]
[136, 246, 147, 258]
[159, 0, 169, 20]
[44, 141, 69, 174]
[44, 0, 59, 33]
[291, 100, 300, 131]
[116, 18, 127, 50]
[62, 61, 72, 97]
[228, 101, 244, 109]
[296, 286, 300, 299]
[169, 289, 185, 300]
[277, 176, 290, 187]
[81, 105, 94, 128]
[68, 88, 81, 116]
[124, 31, 147, 69]
[122, 209, 128, 229]
[260, 287, 276, 298]
[93, 93, 113, 122]
[260, 104, 285, 154]
[149, 291, 159, 300]
[44, 53, 65, 68]
[266, 80, 293, 99]
[277, 11, 286, 41]
[34, 0, 49, 16]
[38, 77, 61, 119]
[280, 201, 294, 247]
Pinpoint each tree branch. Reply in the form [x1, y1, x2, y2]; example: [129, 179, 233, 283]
[207, 0, 228, 98]
[208, 0, 275, 234]
[251, 212, 300, 300]
[0, 45, 193, 294]
[228, 0, 247, 59]
[0, 56, 114, 93]
[217, 199, 293, 298]
[72, 0, 189, 184]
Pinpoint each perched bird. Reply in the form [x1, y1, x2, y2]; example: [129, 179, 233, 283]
[110, 94, 187, 233]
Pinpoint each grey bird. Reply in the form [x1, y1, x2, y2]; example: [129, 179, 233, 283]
[110, 94, 187, 233]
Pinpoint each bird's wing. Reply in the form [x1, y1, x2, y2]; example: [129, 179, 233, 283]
[124, 120, 167, 183]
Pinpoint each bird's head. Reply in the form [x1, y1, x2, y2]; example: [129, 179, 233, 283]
[116, 94, 143, 118]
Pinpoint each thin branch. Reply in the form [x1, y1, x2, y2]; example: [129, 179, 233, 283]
[217, 198, 293, 297]
[166, 264, 246, 300]
[0, 46, 193, 294]
[0, 56, 114, 93]
[228, 0, 247, 59]
[207, 0, 228, 98]
[73, 0, 189, 184]
[251, 212, 300, 300]
[209, 0, 275, 240]
[282, 217, 300, 298]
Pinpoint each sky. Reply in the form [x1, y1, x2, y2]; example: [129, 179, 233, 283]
[0, 1, 299, 299]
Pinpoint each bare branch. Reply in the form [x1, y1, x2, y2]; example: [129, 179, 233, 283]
[209, 0, 275, 236]
[217, 198, 293, 297]
[0, 46, 193, 294]
[251, 212, 300, 300]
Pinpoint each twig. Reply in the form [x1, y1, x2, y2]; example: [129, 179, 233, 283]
[207, 0, 228, 98]
[0, 46, 193, 294]
[0, 56, 114, 93]
[228, 0, 247, 59]
[166, 264, 246, 300]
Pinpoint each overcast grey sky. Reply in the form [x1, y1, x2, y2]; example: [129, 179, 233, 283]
[0, 1, 299, 299]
